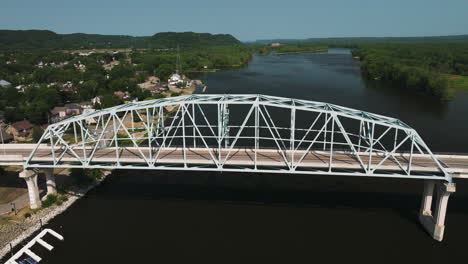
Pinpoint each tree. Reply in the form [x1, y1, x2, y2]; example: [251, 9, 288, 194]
[32, 126, 44, 142]
[156, 64, 173, 81]
[101, 93, 120, 108]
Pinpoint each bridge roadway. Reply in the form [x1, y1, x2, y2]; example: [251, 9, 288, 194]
[0, 145, 467, 177]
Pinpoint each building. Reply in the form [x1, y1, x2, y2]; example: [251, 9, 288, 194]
[271, 43, 282, 47]
[0, 80, 11, 88]
[64, 103, 83, 116]
[80, 101, 94, 109]
[50, 107, 67, 123]
[123, 96, 138, 104]
[168, 73, 183, 85]
[91, 96, 102, 106]
[7, 120, 34, 141]
[61, 81, 78, 93]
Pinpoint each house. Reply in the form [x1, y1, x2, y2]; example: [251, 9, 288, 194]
[271, 42, 282, 47]
[80, 101, 94, 109]
[64, 103, 82, 115]
[61, 81, 78, 93]
[7, 120, 34, 141]
[123, 96, 138, 104]
[91, 96, 102, 106]
[0, 80, 11, 88]
[50, 107, 67, 123]
[168, 73, 183, 85]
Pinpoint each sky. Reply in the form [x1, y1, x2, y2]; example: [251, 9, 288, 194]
[1, 0, 468, 41]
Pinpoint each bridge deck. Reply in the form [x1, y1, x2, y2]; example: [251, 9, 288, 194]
[0, 146, 467, 177]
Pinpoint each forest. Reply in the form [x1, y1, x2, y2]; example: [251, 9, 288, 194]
[0, 30, 242, 50]
[352, 42, 468, 99]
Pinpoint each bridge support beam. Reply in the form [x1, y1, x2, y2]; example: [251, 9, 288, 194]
[19, 170, 40, 210]
[44, 168, 57, 195]
[419, 180, 456, 241]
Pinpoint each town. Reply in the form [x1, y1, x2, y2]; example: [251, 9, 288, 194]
[0, 48, 215, 143]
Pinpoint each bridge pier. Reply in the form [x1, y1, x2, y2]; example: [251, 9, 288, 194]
[19, 170, 40, 209]
[419, 180, 456, 241]
[44, 168, 57, 195]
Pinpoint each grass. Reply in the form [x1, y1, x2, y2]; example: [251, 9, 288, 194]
[447, 74, 468, 93]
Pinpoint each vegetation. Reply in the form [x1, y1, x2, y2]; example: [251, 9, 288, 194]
[0, 30, 241, 51]
[352, 42, 468, 99]
[254, 42, 327, 55]
[0, 34, 253, 125]
[41, 194, 58, 208]
[41, 193, 69, 208]
[70, 168, 103, 186]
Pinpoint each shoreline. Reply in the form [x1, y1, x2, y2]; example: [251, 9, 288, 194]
[0, 170, 111, 261]
[274, 48, 328, 55]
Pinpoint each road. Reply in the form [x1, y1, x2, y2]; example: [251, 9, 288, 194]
[0, 145, 466, 178]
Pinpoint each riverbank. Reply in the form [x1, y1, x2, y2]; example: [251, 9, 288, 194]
[0, 170, 111, 261]
[274, 48, 328, 55]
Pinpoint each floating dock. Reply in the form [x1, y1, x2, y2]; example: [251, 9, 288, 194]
[5, 229, 64, 264]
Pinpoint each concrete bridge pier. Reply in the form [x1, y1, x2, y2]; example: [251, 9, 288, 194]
[419, 180, 456, 241]
[19, 169, 40, 209]
[44, 168, 57, 195]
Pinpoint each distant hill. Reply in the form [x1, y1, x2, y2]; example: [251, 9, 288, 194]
[147, 32, 242, 48]
[0, 30, 242, 51]
[255, 34, 468, 44]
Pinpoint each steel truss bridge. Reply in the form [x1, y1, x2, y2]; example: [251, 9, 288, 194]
[25, 94, 451, 182]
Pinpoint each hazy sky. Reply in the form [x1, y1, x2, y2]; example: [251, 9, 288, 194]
[1, 0, 468, 41]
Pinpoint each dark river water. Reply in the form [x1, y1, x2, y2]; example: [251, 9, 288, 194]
[40, 49, 468, 263]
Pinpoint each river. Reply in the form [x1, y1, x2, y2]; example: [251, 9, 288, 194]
[40, 49, 468, 263]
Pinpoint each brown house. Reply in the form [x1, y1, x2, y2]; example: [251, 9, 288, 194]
[7, 120, 34, 141]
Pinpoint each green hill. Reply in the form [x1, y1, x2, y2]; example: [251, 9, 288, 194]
[147, 32, 242, 48]
[0, 30, 242, 51]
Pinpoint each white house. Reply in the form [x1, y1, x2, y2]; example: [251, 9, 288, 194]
[168, 73, 183, 85]
[91, 96, 102, 105]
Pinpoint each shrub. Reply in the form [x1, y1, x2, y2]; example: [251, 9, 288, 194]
[24, 213, 31, 218]
[41, 194, 57, 208]
[70, 168, 103, 186]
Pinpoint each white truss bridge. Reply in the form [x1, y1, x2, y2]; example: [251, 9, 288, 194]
[24, 94, 455, 181]
[3, 94, 467, 241]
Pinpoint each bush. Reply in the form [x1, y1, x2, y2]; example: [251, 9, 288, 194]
[24, 213, 31, 218]
[70, 168, 103, 186]
[41, 194, 58, 208]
